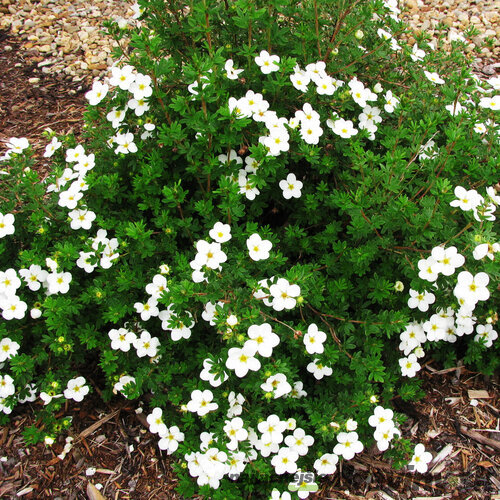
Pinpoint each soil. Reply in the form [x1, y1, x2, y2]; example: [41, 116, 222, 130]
[0, 28, 499, 500]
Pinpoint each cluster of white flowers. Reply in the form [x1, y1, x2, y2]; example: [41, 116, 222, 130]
[77, 229, 120, 273]
[450, 185, 499, 222]
[254, 277, 301, 312]
[45, 144, 97, 231]
[417, 245, 465, 283]
[86, 64, 156, 148]
[1, 258, 74, 322]
[190, 221, 231, 282]
[368, 406, 401, 451]
[146, 407, 185, 454]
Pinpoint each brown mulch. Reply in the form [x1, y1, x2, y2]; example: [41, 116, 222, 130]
[0, 29, 87, 166]
[1, 29, 500, 500]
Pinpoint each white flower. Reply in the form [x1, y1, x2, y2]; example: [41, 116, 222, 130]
[0, 268, 21, 296]
[299, 122, 323, 145]
[113, 375, 136, 396]
[43, 137, 62, 158]
[134, 297, 159, 321]
[187, 389, 218, 416]
[314, 453, 339, 475]
[46, 271, 72, 294]
[290, 71, 310, 92]
[0, 338, 20, 362]
[423, 314, 449, 342]
[345, 419, 358, 431]
[430, 246, 464, 276]
[306, 358, 332, 380]
[224, 417, 248, 449]
[303, 323, 327, 354]
[271, 447, 299, 475]
[68, 208, 96, 230]
[109, 64, 136, 90]
[238, 171, 261, 199]
[58, 188, 83, 210]
[399, 323, 426, 353]
[473, 242, 499, 260]
[424, 70, 445, 84]
[247, 323, 280, 357]
[374, 421, 400, 451]
[158, 426, 185, 454]
[409, 443, 433, 473]
[128, 98, 150, 117]
[445, 101, 465, 116]
[417, 256, 439, 282]
[407, 289, 435, 312]
[410, 44, 426, 62]
[0, 213, 15, 238]
[453, 271, 489, 306]
[227, 392, 245, 418]
[194, 240, 227, 269]
[200, 357, 228, 387]
[129, 74, 152, 100]
[169, 313, 195, 341]
[269, 278, 300, 311]
[85, 80, 109, 105]
[64, 376, 89, 402]
[65, 145, 86, 163]
[247, 233, 272, 261]
[284, 428, 314, 456]
[288, 381, 307, 399]
[328, 118, 358, 138]
[108, 328, 136, 352]
[0, 295, 27, 320]
[225, 340, 261, 378]
[133, 330, 160, 357]
[115, 132, 138, 154]
[479, 96, 499, 111]
[474, 324, 497, 348]
[146, 407, 167, 435]
[368, 406, 394, 429]
[224, 59, 244, 80]
[279, 173, 303, 199]
[450, 186, 482, 211]
[270, 489, 292, 500]
[5, 137, 30, 156]
[261, 373, 292, 399]
[333, 432, 363, 460]
[145, 274, 169, 299]
[305, 61, 327, 83]
[209, 222, 231, 243]
[0, 374, 15, 398]
[255, 50, 280, 74]
[77, 251, 97, 273]
[384, 91, 399, 113]
[106, 107, 127, 128]
[399, 353, 421, 377]
[258, 414, 287, 445]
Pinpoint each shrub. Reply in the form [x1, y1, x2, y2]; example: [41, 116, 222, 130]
[0, 0, 499, 497]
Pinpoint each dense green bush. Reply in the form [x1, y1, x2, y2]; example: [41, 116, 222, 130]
[0, 0, 498, 497]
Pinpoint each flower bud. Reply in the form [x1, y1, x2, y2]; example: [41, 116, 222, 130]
[355, 30, 364, 39]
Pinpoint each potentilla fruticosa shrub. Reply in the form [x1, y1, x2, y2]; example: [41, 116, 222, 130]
[0, 0, 499, 497]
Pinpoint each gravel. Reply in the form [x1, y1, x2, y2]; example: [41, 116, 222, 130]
[0, 0, 498, 86]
